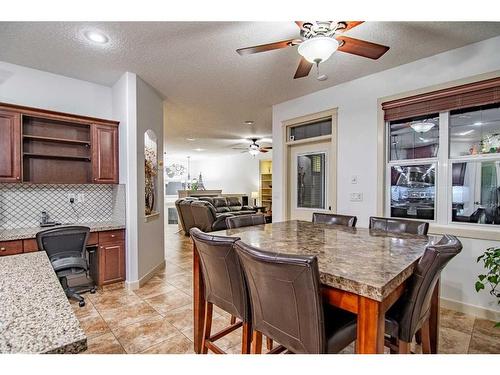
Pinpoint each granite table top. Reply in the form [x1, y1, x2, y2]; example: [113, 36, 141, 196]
[0, 221, 126, 241]
[213, 220, 441, 302]
[0, 252, 87, 353]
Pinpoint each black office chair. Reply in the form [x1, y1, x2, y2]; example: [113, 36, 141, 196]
[36, 226, 96, 307]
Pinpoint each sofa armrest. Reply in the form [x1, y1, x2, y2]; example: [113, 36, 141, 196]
[212, 213, 233, 231]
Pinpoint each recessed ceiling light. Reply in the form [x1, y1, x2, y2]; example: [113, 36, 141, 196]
[473, 121, 483, 126]
[84, 30, 109, 44]
[244, 121, 254, 125]
[186, 138, 196, 141]
[194, 148, 205, 152]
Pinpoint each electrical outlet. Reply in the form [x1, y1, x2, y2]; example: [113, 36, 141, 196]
[77, 193, 85, 203]
[68, 193, 76, 203]
[350, 192, 363, 202]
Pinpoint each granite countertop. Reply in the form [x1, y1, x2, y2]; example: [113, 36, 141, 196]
[0, 252, 86, 353]
[214, 220, 440, 301]
[0, 221, 125, 241]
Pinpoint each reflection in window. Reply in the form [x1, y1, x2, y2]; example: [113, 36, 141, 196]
[452, 161, 500, 225]
[389, 114, 439, 161]
[390, 164, 436, 220]
[297, 153, 326, 209]
[450, 104, 500, 158]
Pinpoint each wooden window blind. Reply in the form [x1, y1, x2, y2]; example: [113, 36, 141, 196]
[382, 77, 500, 121]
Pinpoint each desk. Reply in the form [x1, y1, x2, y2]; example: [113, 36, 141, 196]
[193, 220, 441, 354]
[0, 252, 86, 353]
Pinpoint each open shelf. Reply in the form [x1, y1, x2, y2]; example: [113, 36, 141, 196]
[23, 134, 91, 146]
[23, 152, 91, 162]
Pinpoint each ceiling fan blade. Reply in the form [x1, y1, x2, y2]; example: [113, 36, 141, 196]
[295, 21, 305, 29]
[261, 146, 273, 150]
[294, 57, 313, 79]
[341, 21, 364, 32]
[259, 149, 269, 153]
[237, 39, 295, 55]
[232, 147, 249, 150]
[336, 36, 389, 60]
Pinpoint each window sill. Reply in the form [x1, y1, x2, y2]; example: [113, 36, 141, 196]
[429, 223, 500, 241]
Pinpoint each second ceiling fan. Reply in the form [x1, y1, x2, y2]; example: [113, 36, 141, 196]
[237, 21, 390, 79]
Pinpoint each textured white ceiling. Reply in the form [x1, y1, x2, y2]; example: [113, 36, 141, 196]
[0, 21, 499, 157]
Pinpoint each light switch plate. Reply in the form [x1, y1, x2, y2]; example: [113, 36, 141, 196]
[350, 192, 363, 202]
[350, 175, 358, 184]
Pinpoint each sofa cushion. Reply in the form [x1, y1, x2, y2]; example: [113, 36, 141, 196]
[213, 197, 228, 207]
[198, 197, 214, 205]
[216, 206, 231, 213]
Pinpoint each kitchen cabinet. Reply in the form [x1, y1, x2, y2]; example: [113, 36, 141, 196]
[92, 124, 119, 184]
[0, 102, 119, 184]
[0, 240, 23, 256]
[97, 229, 125, 285]
[0, 229, 126, 288]
[0, 110, 21, 182]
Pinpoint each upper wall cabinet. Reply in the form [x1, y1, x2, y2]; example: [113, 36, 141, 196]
[92, 124, 119, 184]
[0, 110, 21, 182]
[0, 102, 119, 184]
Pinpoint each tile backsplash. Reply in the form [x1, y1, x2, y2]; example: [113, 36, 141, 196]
[0, 184, 126, 229]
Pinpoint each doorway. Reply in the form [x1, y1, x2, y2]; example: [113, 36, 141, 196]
[283, 109, 337, 221]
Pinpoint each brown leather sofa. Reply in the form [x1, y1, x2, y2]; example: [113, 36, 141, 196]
[175, 197, 256, 235]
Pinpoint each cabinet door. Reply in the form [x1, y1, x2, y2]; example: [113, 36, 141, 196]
[99, 242, 125, 285]
[92, 124, 119, 183]
[0, 110, 21, 182]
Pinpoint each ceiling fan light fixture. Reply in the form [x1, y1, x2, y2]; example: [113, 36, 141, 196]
[249, 148, 260, 156]
[410, 122, 436, 133]
[298, 36, 339, 64]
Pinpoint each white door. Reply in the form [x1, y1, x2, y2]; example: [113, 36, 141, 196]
[288, 141, 333, 221]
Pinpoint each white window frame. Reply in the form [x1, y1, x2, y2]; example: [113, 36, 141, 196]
[384, 107, 500, 229]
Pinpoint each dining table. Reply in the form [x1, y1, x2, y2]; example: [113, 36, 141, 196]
[192, 220, 442, 354]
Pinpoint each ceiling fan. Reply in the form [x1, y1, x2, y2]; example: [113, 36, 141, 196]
[232, 138, 272, 156]
[237, 21, 390, 79]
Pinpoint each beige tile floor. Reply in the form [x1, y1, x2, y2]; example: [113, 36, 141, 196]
[76, 225, 500, 354]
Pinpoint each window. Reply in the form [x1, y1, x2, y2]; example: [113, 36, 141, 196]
[389, 164, 436, 220]
[449, 104, 500, 157]
[387, 113, 439, 221]
[451, 161, 500, 224]
[389, 114, 439, 160]
[297, 153, 326, 209]
[383, 78, 500, 228]
[289, 118, 331, 141]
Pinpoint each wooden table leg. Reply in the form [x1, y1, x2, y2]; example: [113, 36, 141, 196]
[356, 296, 385, 354]
[429, 278, 440, 354]
[193, 241, 205, 354]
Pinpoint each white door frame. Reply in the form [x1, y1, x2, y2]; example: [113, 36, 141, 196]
[282, 108, 338, 220]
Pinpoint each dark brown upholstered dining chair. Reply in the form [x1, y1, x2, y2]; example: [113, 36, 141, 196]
[190, 228, 251, 354]
[369, 216, 429, 235]
[385, 235, 462, 354]
[234, 240, 357, 354]
[312, 213, 357, 227]
[226, 213, 266, 229]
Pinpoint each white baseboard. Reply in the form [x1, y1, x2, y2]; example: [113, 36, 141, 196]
[441, 297, 500, 321]
[125, 260, 166, 291]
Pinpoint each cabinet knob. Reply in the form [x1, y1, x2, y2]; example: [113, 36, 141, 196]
[16, 176, 20, 180]
[111, 234, 115, 238]
[0, 247, 6, 251]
